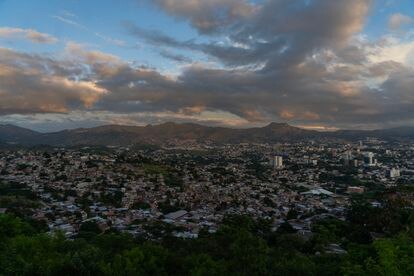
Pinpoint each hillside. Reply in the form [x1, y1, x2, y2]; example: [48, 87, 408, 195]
[0, 122, 413, 146]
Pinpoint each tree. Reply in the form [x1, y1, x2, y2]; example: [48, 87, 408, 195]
[0, 214, 34, 240]
[102, 244, 169, 275]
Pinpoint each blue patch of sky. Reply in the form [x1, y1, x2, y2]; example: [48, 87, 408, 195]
[363, 0, 414, 39]
[0, 0, 211, 73]
[2, 0, 412, 71]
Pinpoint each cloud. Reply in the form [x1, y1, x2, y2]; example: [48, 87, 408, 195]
[368, 38, 414, 65]
[0, 46, 107, 115]
[389, 13, 414, 30]
[1, 36, 414, 129]
[152, 0, 258, 34]
[0, 110, 250, 132]
[0, 27, 57, 43]
[101, 0, 414, 128]
[131, 0, 371, 69]
[52, 15, 87, 30]
[53, 15, 126, 46]
[2, 0, 414, 129]
[64, 42, 121, 64]
[159, 50, 192, 63]
[125, 22, 194, 49]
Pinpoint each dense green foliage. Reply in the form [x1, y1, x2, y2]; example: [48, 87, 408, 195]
[2, 191, 414, 275]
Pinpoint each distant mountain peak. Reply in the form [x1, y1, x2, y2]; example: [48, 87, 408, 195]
[266, 122, 290, 127]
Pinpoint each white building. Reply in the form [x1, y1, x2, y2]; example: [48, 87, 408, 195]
[364, 152, 376, 166]
[389, 168, 400, 178]
[271, 156, 283, 169]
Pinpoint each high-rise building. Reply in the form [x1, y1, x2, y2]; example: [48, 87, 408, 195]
[342, 151, 353, 166]
[364, 152, 376, 166]
[271, 156, 283, 169]
[353, 159, 359, 167]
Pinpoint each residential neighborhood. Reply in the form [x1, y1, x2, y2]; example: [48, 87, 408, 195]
[1, 138, 413, 242]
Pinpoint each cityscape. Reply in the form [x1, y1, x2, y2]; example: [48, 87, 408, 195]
[1, 126, 414, 274]
[1, 0, 414, 275]
[1, 137, 412, 239]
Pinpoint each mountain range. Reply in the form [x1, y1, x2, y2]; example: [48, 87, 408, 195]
[0, 122, 413, 147]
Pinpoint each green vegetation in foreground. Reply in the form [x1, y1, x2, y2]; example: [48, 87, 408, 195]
[2, 191, 414, 276]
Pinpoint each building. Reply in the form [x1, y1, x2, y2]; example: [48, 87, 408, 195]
[164, 210, 188, 220]
[342, 151, 353, 166]
[389, 168, 400, 178]
[364, 152, 376, 166]
[301, 188, 334, 196]
[271, 156, 283, 169]
[353, 159, 360, 167]
[347, 186, 365, 194]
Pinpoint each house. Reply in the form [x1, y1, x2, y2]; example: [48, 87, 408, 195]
[165, 210, 188, 220]
[325, 243, 347, 255]
[301, 188, 334, 196]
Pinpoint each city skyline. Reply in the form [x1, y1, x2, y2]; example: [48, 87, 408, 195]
[1, 0, 414, 131]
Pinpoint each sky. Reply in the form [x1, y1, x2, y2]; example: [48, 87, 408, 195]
[0, 0, 414, 132]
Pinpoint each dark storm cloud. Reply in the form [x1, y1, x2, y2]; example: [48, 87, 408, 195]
[130, 0, 372, 69]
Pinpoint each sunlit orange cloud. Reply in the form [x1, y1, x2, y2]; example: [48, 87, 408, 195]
[303, 111, 321, 120]
[297, 125, 339, 132]
[279, 110, 295, 120]
[0, 65, 15, 76]
[0, 27, 58, 43]
[280, 111, 320, 121]
[178, 106, 206, 115]
[242, 109, 266, 121]
[64, 42, 120, 64]
[41, 77, 108, 108]
[38, 104, 68, 113]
